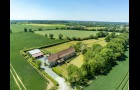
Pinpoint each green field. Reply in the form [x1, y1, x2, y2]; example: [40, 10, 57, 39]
[10, 24, 66, 32]
[35, 30, 99, 39]
[41, 38, 106, 54]
[52, 54, 84, 78]
[10, 32, 66, 90]
[84, 48, 129, 90]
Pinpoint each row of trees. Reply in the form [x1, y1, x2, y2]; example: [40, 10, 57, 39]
[67, 33, 129, 87]
[45, 33, 63, 39]
[44, 31, 109, 41]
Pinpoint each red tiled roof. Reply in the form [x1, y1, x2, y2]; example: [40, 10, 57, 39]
[48, 47, 75, 62]
[32, 52, 44, 58]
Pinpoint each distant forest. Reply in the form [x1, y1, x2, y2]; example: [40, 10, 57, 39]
[10, 20, 129, 27]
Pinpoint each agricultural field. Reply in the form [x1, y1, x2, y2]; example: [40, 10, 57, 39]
[41, 38, 106, 54]
[24, 24, 66, 27]
[10, 32, 66, 90]
[52, 54, 84, 78]
[84, 48, 129, 90]
[35, 30, 99, 39]
[10, 24, 66, 32]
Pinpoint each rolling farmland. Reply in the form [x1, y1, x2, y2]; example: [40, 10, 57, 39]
[35, 30, 99, 39]
[10, 32, 66, 90]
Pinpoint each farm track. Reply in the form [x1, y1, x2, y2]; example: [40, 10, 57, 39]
[10, 63, 27, 90]
[116, 71, 129, 90]
[10, 69, 22, 90]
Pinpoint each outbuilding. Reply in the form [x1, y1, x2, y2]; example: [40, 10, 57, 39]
[28, 49, 44, 59]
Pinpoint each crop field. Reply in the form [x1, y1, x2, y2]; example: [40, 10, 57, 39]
[24, 24, 66, 27]
[52, 54, 84, 78]
[10, 32, 66, 90]
[41, 38, 106, 54]
[10, 24, 66, 32]
[35, 30, 99, 39]
[84, 48, 129, 90]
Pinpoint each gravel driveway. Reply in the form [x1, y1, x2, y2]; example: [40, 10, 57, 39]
[39, 56, 71, 90]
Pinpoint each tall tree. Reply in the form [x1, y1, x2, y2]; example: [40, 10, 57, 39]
[49, 34, 54, 39]
[24, 27, 28, 32]
[59, 34, 63, 39]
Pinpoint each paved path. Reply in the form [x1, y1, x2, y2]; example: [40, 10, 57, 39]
[39, 57, 71, 90]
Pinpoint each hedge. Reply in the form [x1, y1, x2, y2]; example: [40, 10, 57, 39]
[52, 68, 62, 77]
[42, 71, 59, 86]
[21, 40, 69, 53]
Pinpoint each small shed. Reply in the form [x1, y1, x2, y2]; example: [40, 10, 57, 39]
[28, 49, 44, 59]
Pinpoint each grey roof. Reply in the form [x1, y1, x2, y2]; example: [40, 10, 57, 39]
[28, 49, 41, 55]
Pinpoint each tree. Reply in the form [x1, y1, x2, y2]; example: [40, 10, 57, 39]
[49, 34, 54, 39]
[59, 34, 63, 39]
[73, 42, 82, 52]
[67, 64, 84, 85]
[105, 35, 111, 42]
[38, 28, 42, 31]
[24, 27, 28, 32]
[45, 34, 48, 37]
[81, 44, 87, 54]
[89, 35, 94, 39]
[36, 60, 42, 69]
[29, 29, 32, 32]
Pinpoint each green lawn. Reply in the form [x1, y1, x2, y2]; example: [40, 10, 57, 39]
[35, 30, 99, 39]
[10, 32, 66, 90]
[84, 48, 129, 90]
[52, 54, 84, 78]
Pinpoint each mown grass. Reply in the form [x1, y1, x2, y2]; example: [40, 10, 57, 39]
[52, 54, 84, 78]
[85, 27, 106, 30]
[35, 30, 99, 39]
[10, 32, 66, 90]
[83, 48, 129, 90]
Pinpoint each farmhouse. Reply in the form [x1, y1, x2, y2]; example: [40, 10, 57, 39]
[47, 47, 76, 67]
[28, 49, 44, 59]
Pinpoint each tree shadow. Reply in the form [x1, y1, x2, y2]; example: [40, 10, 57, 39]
[117, 54, 128, 62]
[101, 62, 118, 75]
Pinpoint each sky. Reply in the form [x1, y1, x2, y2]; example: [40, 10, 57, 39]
[10, 0, 129, 22]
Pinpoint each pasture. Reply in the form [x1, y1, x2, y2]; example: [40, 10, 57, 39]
[10, 24, 66, 32]
[84, 48, 129, 90]
[35, 30, 99, 39]
[41, 38, 106, 54]
[10, 32, 66, 90]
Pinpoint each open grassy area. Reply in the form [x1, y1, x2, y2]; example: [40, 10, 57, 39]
[10, 32, 66, 90]
[41, 38, 106, 54]
[84, 48, 129, 90]
[69, 54, 84, 67]
[52, 54, 84, 78]
[10, 24, 66, 32]
[24, 24, 66, 27]
[35, 30, 99, 39]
